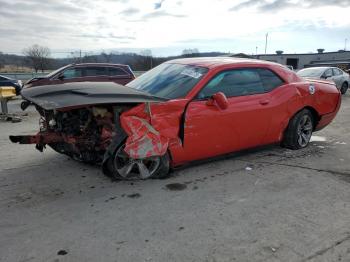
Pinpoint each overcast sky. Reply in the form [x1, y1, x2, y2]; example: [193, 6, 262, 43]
[1, 0, 350, 57]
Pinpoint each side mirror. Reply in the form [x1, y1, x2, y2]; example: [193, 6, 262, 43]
[57, 74, 65, 81]
[206, 92, 228, 110]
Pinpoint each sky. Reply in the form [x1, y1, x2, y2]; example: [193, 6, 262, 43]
[0, 0, 350, 57]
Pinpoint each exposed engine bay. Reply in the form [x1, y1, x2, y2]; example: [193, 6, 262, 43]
[11, 104, 132, 164]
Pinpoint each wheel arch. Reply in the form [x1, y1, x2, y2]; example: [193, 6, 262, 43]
[282, 106, 320, 141]
[303, 106, 320, 129]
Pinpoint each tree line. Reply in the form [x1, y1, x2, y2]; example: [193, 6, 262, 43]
[0, 44, 226, 72]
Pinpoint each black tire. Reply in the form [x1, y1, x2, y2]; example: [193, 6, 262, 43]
[340, 82, 348, 95]
[107, 143, 170, 180]
[282, 109, 314, 150]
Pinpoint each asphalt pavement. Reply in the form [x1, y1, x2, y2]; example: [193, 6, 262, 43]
[0, 94, 349, 262]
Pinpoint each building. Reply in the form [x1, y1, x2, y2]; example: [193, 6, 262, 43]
[256, 49, 350, 71]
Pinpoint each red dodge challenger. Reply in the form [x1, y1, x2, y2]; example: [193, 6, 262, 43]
[10, 58, 341, 180]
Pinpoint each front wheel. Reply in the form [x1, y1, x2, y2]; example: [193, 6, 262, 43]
[282, 109, 314, 150]
[340, 82, 348, 95]
[109, 144, 170, 180]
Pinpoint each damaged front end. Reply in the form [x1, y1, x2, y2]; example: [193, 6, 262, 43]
[10, 82, 179, 179]
[11, 105, 126, 163]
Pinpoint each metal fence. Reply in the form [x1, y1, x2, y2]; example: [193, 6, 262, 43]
[1, 73, 48, 81]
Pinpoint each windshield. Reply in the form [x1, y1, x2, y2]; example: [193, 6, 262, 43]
[46, 65, 71, 78]
[297, 68, 325, 77]
[126, 63, 208, 99]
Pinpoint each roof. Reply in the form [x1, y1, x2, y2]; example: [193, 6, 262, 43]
[258, 50, 350, 57]
[167, 57, 280, 69]
[71, 63, 130, 67]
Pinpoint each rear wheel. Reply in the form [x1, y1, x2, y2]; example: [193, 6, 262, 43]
[340, 82, 348, 95]
[282, 109, 314, 150]
[109, 144, 170, 180]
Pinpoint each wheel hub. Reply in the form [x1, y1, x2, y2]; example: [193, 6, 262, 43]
[297, 115, 313, 147]
[113, 145, 160, 179]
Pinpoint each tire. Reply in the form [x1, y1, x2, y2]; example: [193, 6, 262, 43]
[107, 143, 170, 180]
[282, 109, 314, 150]
[340, 82, 348, 95]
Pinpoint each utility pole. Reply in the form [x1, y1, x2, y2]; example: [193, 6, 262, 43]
[79, 50, 82, 63]
[345, 38, 348, 51]
[265, 33, 268, 54]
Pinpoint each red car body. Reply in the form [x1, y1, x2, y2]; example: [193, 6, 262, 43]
[10, 58, 341, 179]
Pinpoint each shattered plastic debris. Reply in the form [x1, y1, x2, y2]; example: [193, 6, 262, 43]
[310, 136, 327, 142]
[335, 141, 347, 145]
[245, 166, 253, 171]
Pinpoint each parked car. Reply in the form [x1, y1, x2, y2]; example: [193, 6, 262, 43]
[297, 67, 349, 94]
[10, 58, 341, 180]
[24, 63, 135, 88]
[0, 75, 22, 95]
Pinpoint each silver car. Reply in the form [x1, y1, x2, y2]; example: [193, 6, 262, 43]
[297, 67, 349, 94]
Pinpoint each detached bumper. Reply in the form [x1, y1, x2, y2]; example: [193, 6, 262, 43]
[10, 132, 75, 145]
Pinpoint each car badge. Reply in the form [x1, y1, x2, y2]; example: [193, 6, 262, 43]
[309, 84, 315, 95]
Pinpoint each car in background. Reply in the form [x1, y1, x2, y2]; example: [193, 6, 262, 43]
[24, 63, 135, 88]
[0, 75, 23, 95]
[297, 67, 349, 94]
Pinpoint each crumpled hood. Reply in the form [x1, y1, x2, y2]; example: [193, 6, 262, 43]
[21, 81, 168, 110]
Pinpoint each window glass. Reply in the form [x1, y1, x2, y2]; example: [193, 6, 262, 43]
[257, 68, 284, 92]
[297, 67, 325, 77]
[109, 67, 128, 76]
[127, 63, 208, 99]
[85, 67, 107, 77]
[198, 69, 266, 99]
[62, 68, 83, 79]
[324, 69, 333, 77]
[333, 68, 342, 76]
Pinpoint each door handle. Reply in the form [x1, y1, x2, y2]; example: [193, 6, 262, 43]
[259, 99, 270, 105]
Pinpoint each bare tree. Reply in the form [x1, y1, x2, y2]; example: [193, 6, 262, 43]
[23, 44, 51, 72]
[140, 49, 153, 69]
[182, 48, 199, 57]
[101, 51, 113, 63]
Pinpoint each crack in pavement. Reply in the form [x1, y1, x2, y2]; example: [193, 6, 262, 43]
[252, 161, 350, 177]
[301, 233, 350, 261]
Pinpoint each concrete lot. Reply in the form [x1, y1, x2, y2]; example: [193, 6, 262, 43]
[0, 94, 349, 262]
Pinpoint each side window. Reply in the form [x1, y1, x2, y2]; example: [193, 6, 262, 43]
[109, 67, 128, 77]
[333, 68, 342, 76]
[198, 69, 265, 99]
[62, 68, 83, 79]
[85, 67, 107, 77]
[324, 69, 333, 77]
[256, 68, 284, 92]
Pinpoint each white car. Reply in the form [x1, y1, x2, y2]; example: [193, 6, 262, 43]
[297, 67, 349, 94]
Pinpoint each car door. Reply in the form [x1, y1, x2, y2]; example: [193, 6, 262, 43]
[332, 68, 343, 88]
[108, 67, 132, 85]
[181, 68, 277, 162]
